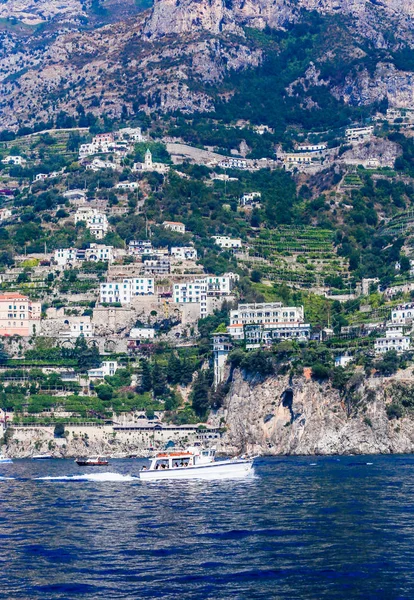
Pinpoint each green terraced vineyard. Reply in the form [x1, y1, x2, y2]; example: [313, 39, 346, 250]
[249, 226, 335, 255]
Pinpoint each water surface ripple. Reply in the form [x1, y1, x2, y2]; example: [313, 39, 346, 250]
[1, 455, 414, 599]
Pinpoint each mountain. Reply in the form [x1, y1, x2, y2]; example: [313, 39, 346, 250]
[0, 0, 413, 131]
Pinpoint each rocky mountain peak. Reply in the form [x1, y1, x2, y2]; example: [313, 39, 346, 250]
[144, 0, 241, 37]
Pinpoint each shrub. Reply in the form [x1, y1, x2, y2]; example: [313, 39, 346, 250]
[386, 402, 403, 420]
[311, 363, 331, 380]
[95, 385, 113, 401]
[241, 351, 274, 377]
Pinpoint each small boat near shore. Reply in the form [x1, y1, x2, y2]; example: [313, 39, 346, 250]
[75, 457, 109, 466]
[32, 454, 55, 460]
[139, 446, 254, 481]
[0, 455, 12, 464]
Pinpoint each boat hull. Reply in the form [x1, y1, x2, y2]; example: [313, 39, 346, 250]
[32, 455, 54, 460]
[76, 461, 109, 466]
[139, 459, 254, 481]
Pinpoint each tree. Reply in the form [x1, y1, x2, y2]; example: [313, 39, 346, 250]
[139, 359, 152, 393]
[400, 255, 411, 273]
[386, 402, 403, 420]
[152, 362, 167, 397]
[375, 350, 399, 377]
[74, 337, 100, 372]
[180, 358, 195, 386]
[164, 392, 180, 411]
[167, 353, 181, 385]
[96, 385, 113, 401]
[191, 372, 211, 419]
[0, 343, 8, 365]
[311, 362, 331, 380]
[251, 270, 262, 283]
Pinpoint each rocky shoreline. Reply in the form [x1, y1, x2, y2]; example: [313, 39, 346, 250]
[213, 369, 414, 456]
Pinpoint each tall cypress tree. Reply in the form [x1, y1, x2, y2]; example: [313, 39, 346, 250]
[139, 359, 152, 393]
[167, 353, 181, 385]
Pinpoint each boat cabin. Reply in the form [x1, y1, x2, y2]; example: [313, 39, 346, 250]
[146, 447, 216, 471]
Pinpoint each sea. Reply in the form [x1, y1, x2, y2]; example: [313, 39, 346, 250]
[0, 455, 414, 599]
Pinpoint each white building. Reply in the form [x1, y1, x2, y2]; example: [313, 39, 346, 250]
[391, 303, 414, 325]
[118, 127, 145, 142]
[173, 276, 233, 317]
[133, 149, 170, 174]
[173, 279, 208, 317]
[59, 316, 94, 339]
[171, 247, 197, 261]
[85, 158, 117, 172]
[297, 144, 327, 152]
[2, 155, 25, 166]
[218, 158, 247, 169]
[75, 207, 109, 240]
[282, 153, 312, 165]
[54, 248, 78, 267]
[0, 208, 12, 221]
[54, 244, 114, 266]
[88, 360, 118, 380]
[84, 244, 114, 263]
[128, 240, 153, 256]
[63, 189, 87, 203]
[228, 302, 310, 342]
[212, 333, 232, 387]
[100, 278, 155, 305]
[163, 221, 186, 234]
[239, 192, 261, 207]
[345, 126, 374, 143]
[375, 328, 411, 355]
[116, 182, 139, 190]
[79, 133, 115, 159]
[254, 125, 273, 135]
[212, 236, 242, 249]
[335, 355, 353, 368]
[129, 327, 155, 340]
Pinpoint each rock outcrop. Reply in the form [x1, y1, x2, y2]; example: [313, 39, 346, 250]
[214, 370, 414, 455]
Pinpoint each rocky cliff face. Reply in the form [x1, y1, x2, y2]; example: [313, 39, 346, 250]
[145, 0, 414, 39]
[214, 370, 414, 455]
[0, 0, 413, 128]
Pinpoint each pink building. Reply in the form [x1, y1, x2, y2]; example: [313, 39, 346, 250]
[0, 293, 41, 336]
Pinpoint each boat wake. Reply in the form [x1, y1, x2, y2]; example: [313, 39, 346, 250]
[36, 472, 138, 482]
[0, 476, 15, 480]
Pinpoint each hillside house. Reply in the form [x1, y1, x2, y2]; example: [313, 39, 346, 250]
[75, 207, 109, 240]
[0, 292, 41, 336]
[171, 247, 197, 261]
[163, 221, 186, 234]
[212, 236, 242, 249]
[88, 361, 118, 379]
[100, 278, 155, 305]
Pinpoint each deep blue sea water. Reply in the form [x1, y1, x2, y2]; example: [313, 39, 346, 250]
[1, 455, 414, 599]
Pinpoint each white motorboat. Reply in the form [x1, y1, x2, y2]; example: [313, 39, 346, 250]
[139, 446, 254, 481]
[31, 454, 55, 460]
[0, 455, 13, 464]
